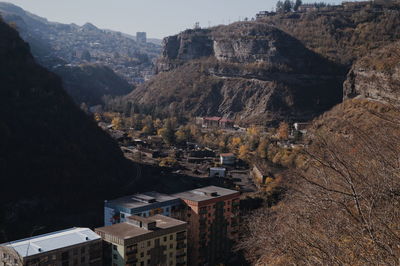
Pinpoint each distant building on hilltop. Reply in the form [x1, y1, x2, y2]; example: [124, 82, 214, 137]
[136, 32, 147, 43]
[96, 215, 187, 266]
[104, 192, 181, 226]
[0, 228, 102, 266]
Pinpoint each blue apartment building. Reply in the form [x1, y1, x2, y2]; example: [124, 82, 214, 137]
[104, 191, 182, 226]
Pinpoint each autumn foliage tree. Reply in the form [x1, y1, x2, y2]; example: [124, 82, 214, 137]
[277, 122, 289, 140]
[238, 101, 400, 265]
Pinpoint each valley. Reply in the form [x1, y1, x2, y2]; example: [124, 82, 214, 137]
[1, 0, 400, 265]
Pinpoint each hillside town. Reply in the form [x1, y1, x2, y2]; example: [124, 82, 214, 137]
[0, 107, 310, 265]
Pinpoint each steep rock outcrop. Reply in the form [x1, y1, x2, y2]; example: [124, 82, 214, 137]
[343, 41, 400, 105]
[157, 29, 213, 72]
[127, 22, 345, 124]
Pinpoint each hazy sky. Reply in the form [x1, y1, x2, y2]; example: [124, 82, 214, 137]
[4, 0, 342, 39]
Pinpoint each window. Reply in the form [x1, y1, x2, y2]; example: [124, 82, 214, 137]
[61, 252, 69, 261]
[52, 254, 57, 260]
[147, 250, 150, 255]
[169, 243, 173, 249]
[147, 259, 151, 264]
[170, 252, 173, 257]
[81, 247, 85, 253]
[113, 245, 118, 251]
[120, 213, 125, 218]
[81, 256, 85, 263]
[163, 236, 167, 242]
[166, 207, 169, 212]
[113, 254, 118, 260]
[140, 242, 145, 248]
[140, 262, 144, 266]
[140, 252, 144, 258]
[147, 241, 151, 247]
[170, 235, 173, 240]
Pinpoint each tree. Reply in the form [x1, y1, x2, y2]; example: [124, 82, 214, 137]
[277, 122, 289, 140]
[283, 0, 293, 12]
[175, 126, 191, 144]
[238, 102, 400, 265]
[276, 0, 284, 12]
[294, 0, 302, 11]
[257, 138, 269, 159]
[158, 118, 176, 145]
[111, 117, 123, 130]
[238, 145, 251, 161]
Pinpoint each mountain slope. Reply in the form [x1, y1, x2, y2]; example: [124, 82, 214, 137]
[0, 2, 159, 105]
[344, 40, 400, 105]
[260, 3, 400, 66]
[0, 18, 140, 240]
[239, 98, 400, 265]
[123, 23, 345, 124]
[52, 64, 133, 106]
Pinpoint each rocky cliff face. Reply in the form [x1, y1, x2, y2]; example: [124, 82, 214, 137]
[127, 22, 345, 124]
[157, 29, 213, 72]
[344, 41, 400, 105]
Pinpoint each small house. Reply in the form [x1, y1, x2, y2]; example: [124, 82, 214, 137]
[220, 153, 236, 165]
[209, 167, 226, 178]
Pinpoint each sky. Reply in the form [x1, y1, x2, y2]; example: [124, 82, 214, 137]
[4, 0, 342, 39]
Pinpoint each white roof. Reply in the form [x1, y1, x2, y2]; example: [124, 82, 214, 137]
[1, 228, 100, 258]
[210, 167, 226, 171]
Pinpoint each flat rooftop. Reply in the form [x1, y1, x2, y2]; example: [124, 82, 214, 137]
[1, 228, 100, 258]
[106, 191, 179, 210]
[172, 186, 239, 202]
[96, 215, 186, 240]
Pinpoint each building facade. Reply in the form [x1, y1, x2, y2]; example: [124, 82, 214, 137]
[104, 192, 182, 226]
[220, 153, 236, 165]
[0, 228, 102, 266]
[173, 186, 240, 266]
[96, 215, 187, 266]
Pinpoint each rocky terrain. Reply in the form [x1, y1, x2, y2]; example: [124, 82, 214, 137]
[344, 40, 400, 105]
[116, 3, 400, 125]
[0, 2, 160, 106]
[125, 23, 345, 125]
[260, 3, 400, 66]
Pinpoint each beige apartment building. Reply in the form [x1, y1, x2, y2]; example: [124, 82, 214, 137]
[95, 214, 187, 266]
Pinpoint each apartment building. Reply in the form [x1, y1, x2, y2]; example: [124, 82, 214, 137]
[95, 215, 187, 266]
[0, 228, 102, 266]
[104, 192, 181, 226]
[173, 186, 240, 266]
